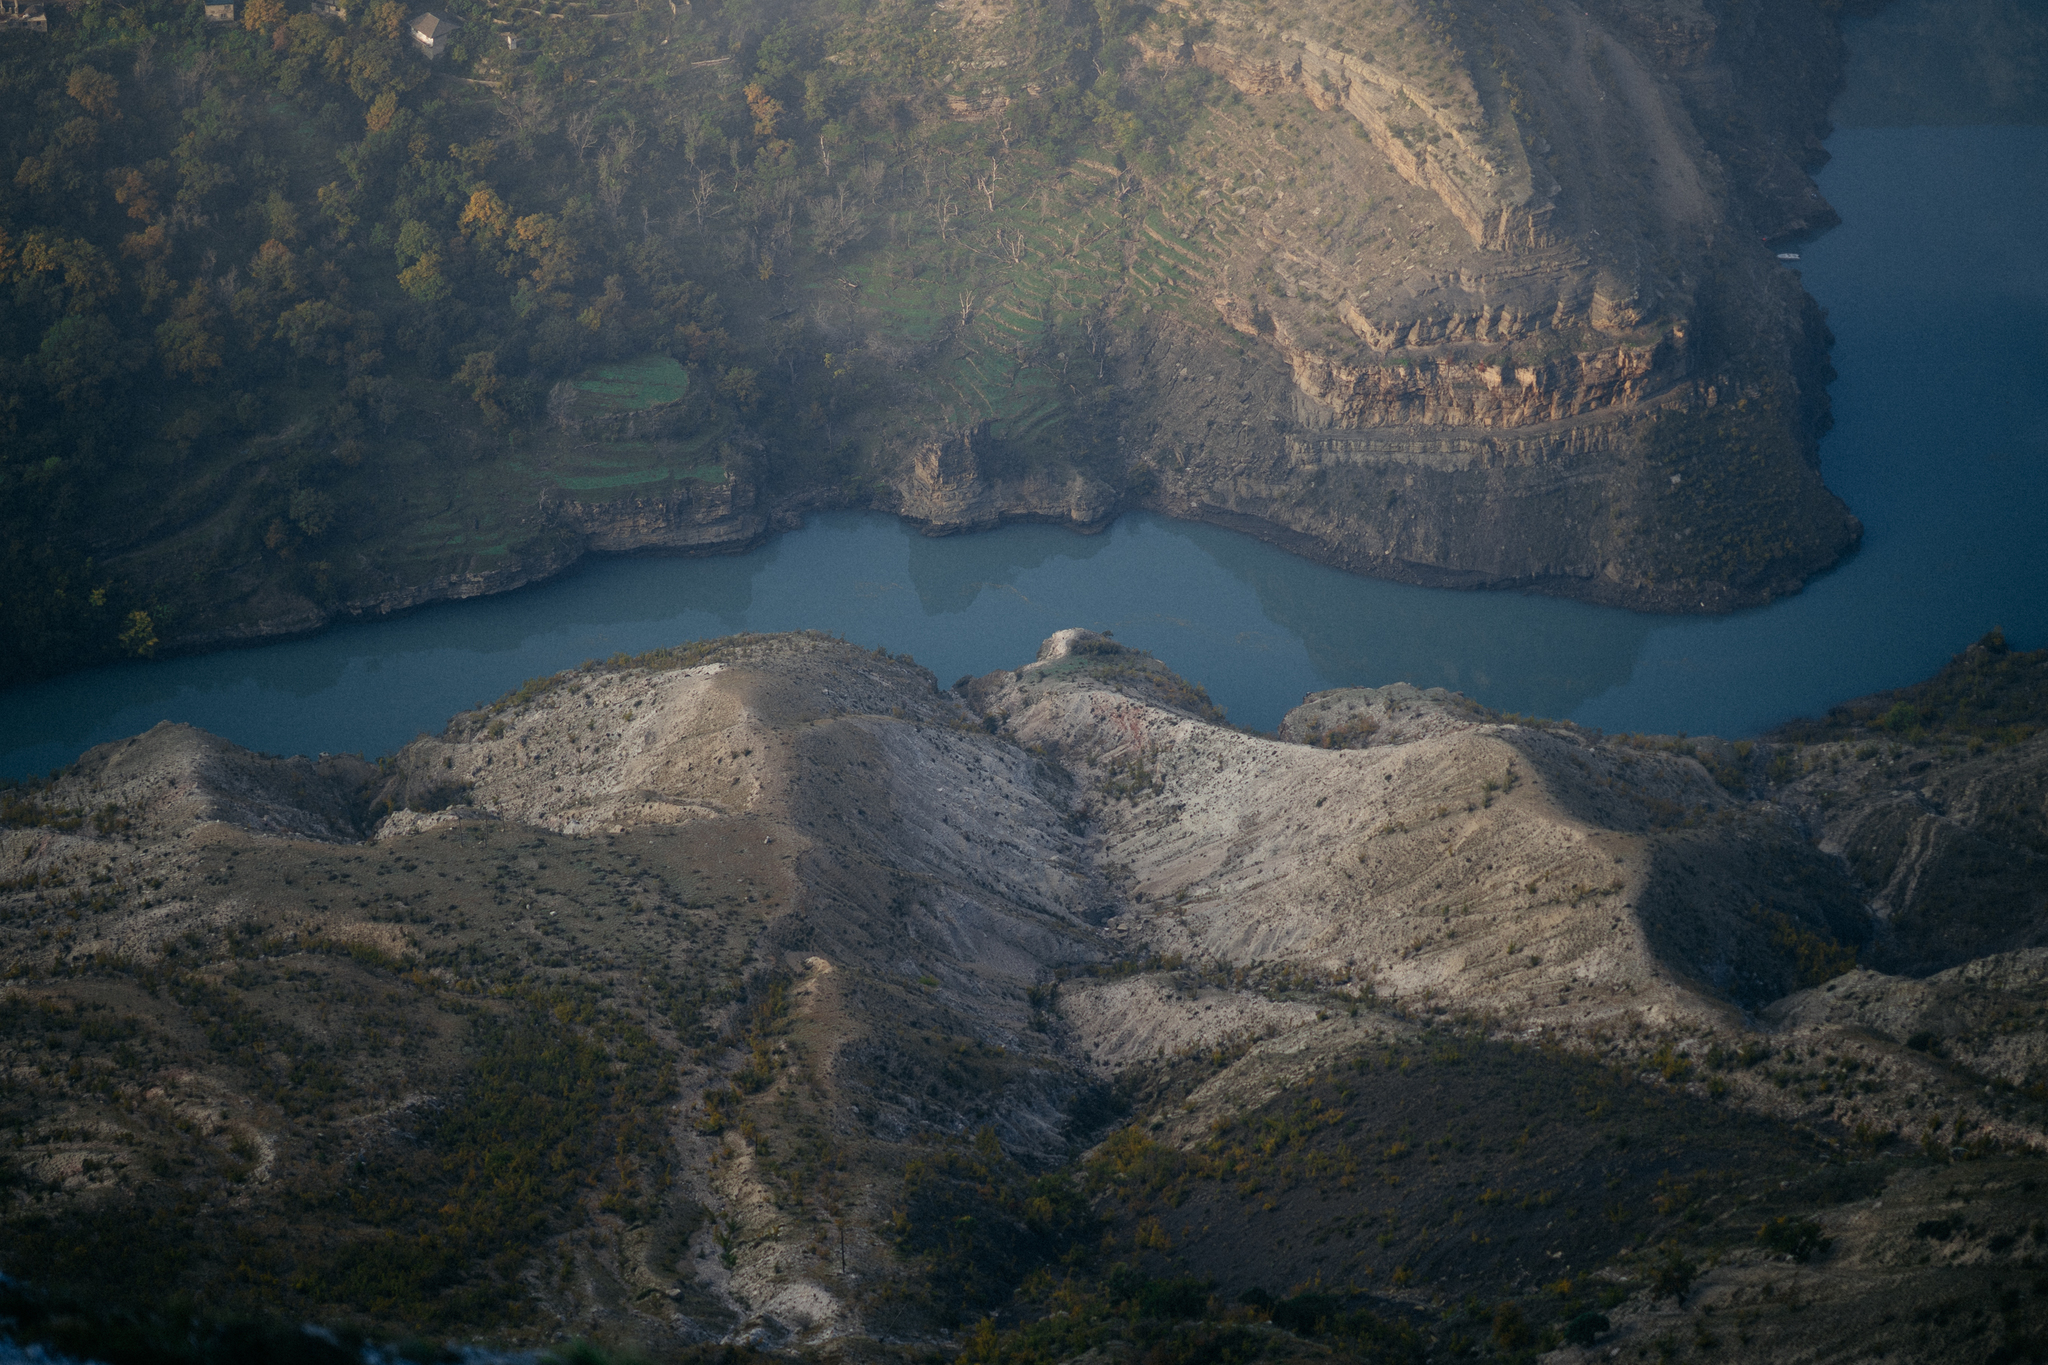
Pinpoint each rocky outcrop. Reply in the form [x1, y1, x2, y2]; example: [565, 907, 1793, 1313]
[894, 423, 1122, 533]
[9, 629, 2048, 1358]
[1076, 0, 1859, 610]
[1280, 327, 1684, 428]
[1122, 291, 1853, 612]
[550, 471, 768, 554]
[1174, 25, 1551, 252]
[170, 473, 769, 658]
[330, 538, 587, 623]
[44, 721, 377, 844]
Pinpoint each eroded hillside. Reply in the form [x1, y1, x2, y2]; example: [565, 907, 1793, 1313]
[4, 629, 2047, 1363]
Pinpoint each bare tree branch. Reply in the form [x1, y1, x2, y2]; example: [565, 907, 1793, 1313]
[564, 109, 599, 164]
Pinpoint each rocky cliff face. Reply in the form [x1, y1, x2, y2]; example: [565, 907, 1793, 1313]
[552, 475, 770, 557]
[7, 630, 2045, 1360]
[851, 0, 1861, 610]
[895, 423, 1123, 534]
[154, 0, 1867, 667]
[1168, 23, 1549, 253]
[170, 474, 771, 654]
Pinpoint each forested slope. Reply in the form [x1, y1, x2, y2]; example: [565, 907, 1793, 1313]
[3, 0, 1862, 684]
[2, 0, 754, 680]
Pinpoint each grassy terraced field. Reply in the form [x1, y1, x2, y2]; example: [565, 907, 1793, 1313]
[785, 139, 1234, 453]
[570, 356, 695, 416]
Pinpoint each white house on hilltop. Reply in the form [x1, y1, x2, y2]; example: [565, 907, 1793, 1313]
[410, 10, 458, 55]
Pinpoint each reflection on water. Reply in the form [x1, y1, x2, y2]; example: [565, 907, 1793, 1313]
[1573, 124, 2048, 737]
[0, 512, 1651, 779]
[905, 519, 1116, 615]
[3, 18, 2046, 781]
[1190, 520, 1654, 720]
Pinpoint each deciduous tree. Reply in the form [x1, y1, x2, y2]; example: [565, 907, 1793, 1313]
[156, 283, 225, 382]
[241, 0, 286, 33]
[64, 66, 120, 118]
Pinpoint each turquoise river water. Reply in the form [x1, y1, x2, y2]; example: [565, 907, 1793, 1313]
[3, 33, 2044, 779]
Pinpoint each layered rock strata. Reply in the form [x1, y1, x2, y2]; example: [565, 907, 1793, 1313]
[877, 0, 1861, 608]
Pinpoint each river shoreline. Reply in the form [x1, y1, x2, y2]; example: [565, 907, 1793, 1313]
[6, 26, 2046, 780]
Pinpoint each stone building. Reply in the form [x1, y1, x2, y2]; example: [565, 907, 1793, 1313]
[410, 10, 458, 55]
[0, 0, 47, 29]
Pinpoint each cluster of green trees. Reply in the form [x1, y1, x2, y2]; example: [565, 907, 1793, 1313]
[1, 0, 1221, 686]
[1777, 629, 2045, 750]
[888, 1127, 1096, 1323]
[1, 0, 743, 680]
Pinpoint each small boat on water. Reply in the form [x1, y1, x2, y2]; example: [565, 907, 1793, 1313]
[1776, 252, 1802, 260]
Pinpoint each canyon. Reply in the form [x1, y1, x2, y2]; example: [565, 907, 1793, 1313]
[1, 0, 1881, 685]
[592, 0, 1866, 619]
